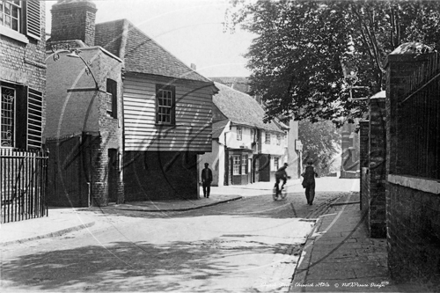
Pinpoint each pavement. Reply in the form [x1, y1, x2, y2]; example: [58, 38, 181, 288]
[290, 192, 433, 293]
[1, 177, 430, 292]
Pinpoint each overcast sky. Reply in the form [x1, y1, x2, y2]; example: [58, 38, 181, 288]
[45, 0, 255, 78]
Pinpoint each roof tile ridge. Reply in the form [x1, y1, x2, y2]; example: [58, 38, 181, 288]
[119, 19, 129, 62]
[96, 19, 125, 27]
[123, 21, 210, 83]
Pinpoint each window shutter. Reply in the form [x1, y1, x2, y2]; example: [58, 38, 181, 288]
[15, 86, 28, 150]
[26, 0, 41, 39]
[27, 89, 43, 149]
[106, 79, 117, 118]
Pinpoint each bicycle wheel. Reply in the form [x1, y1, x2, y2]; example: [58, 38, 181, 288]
[272, 187, 279, 201]
[279, 188, 287, 200]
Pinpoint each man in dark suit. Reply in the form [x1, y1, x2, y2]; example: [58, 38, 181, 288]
[301, 160, 318, 205]
[201, 163, 213, 198]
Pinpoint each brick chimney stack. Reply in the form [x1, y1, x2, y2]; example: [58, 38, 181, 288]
[50, 0, 97, 47]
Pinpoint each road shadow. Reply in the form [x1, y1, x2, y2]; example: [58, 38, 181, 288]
[1, 236, 300, 292]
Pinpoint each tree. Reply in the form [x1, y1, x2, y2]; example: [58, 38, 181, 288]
[299, 120, 340, 175]
[230, 0, 440, 124]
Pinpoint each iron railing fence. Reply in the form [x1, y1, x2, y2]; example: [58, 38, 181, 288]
[397, 52, 440, 179]
[1, 148, 49, 223]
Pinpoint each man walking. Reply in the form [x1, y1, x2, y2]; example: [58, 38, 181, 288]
[301, 160, 318, 205]
[201, 163, 213, 198]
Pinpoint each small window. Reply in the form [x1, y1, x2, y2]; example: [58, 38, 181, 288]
[0, 1, 21, 32]
[156, 84, 175, 125]
[236, 126, 242, 141]
[106, 79, 117, 118]
[1, 86, 16, 147]
[233, 156, 240, 175]
[241, 155, 248, 174]
[0, 1, 40, 39]
[265, 132, 271, 144]
[274, 157, 279, 170]
[276, 134, 281, 145]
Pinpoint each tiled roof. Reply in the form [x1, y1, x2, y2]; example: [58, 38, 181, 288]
[95, 19, 211, 82]
[213, 82, 283, 133]
[210, 77, 250, 94]
[212, 120, 229, 139]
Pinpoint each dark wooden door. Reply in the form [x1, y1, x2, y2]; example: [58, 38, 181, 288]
[108, 149, 118, 202]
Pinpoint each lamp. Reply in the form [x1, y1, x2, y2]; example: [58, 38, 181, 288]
[67, 49, 100, 90]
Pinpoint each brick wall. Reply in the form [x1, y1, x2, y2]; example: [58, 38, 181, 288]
[123, 151, 199, 201]
[368, 98, 386, 238]
[387, 183, 440, 288]
[386, 49, 440, 289]
[94, 88, 124, 205]
[45, 48, 124, 207]
[50, 1, 97, 46]
[0, 1, 46, 148]
[359, 120, 369, 212]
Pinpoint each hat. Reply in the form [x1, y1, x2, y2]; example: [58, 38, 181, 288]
[204, 163, 209, 166]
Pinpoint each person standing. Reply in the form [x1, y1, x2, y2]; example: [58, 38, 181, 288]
[201, 163, 213, 198]
[301, 160, 318, 205]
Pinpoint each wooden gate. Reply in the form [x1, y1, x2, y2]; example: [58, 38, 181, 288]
[46, 136, 91, 207]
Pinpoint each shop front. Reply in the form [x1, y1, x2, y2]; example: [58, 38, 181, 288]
[225, 148, 253, 185]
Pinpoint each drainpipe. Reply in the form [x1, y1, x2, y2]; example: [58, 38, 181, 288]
[223, 131, 231, 186]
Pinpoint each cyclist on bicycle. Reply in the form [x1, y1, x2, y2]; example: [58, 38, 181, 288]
[274, 163, 290, 196]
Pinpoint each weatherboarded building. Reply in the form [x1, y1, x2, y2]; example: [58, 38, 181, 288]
[95, 19, 218, 200]
[43, 0, 217, 203]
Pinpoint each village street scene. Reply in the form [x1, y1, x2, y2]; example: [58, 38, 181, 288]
[1, 0, 439, 292]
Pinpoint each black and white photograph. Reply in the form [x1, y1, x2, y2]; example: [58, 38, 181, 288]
[0, 0, 439, 292]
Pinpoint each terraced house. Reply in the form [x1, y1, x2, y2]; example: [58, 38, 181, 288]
[199, 83, 288, 186]
[1, 0, 47, 222]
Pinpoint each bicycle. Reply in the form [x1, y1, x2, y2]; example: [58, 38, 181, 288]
[272, 185, 287, 201]
[272, 176, 290, 201]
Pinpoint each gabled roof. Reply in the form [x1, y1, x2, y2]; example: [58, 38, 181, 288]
[213, 82, 283, 133]
[212, 120, 229, 139]
[95, 19, 211, 83]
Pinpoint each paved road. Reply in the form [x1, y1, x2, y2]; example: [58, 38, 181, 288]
[0, 178, 356, 292]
